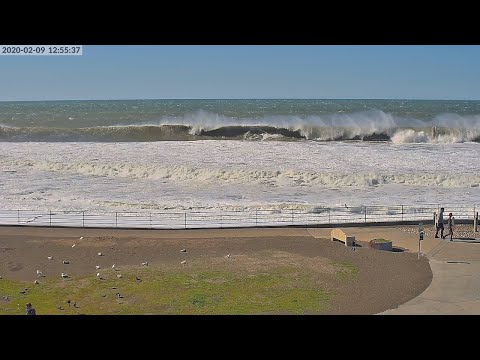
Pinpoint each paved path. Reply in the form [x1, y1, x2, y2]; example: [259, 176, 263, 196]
[307, 226, 480, 314]
[379, 237, 480, 314]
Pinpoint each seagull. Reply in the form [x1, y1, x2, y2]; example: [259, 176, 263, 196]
[61, 272, 69, 278]
[116, 293, 123, 299]
[72, 244, 76, 248]
[142, 262, 149, 266]
[111, 264, 116, 270]
[345, 204, 349, 209]
[63, 260, 69, 264]
[34, 280, 39, 284]
[135, 276, 142, 283]
[180, 249, 187, 253]
[57, 306, 65, 311]
[36, 270, 43, 277]
[181, 260, 187, 266]
[226, 254, 231, 259]
[73, 302, 79, 308]
[96, 273, 100, 277]
[47, 256, 53, 260]
[79, 237, 83, 240]
[95, 265, 100, 270]
[116, 274, 122, 279]
[98, 252, 103, 256]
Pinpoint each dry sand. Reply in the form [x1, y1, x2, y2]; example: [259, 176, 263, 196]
[0, 226, 432, 314]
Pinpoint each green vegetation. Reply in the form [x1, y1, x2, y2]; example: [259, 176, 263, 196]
[332, 262, 358, 279]
[372, 238, 391, 243]
[0, 262, 360, 314]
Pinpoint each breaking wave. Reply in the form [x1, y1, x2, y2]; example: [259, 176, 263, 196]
[1, 110, 480, 143]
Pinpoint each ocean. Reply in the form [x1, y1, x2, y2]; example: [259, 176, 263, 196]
[0, 99, 479, 226]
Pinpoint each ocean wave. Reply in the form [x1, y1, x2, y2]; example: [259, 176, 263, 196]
[17, 161, 480, 188]
[1, 110, 479, 143]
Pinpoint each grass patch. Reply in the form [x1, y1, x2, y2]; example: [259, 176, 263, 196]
[0, 267, 332, 315]
[333, 262, 358, 280]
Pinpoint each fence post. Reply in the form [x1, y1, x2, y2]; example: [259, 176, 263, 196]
[82, 211, 85, 228]
[115, 212, 118, 228]
[401, 205, 404, 222]
[184, 213, 187, 229]
[17, 210, 20, 224]
[364, 206, 367, 223]
[475, 212, 478, 232]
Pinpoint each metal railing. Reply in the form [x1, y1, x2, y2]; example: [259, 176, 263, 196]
[0, 203, 478, 230]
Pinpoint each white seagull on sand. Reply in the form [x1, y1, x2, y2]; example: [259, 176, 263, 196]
[34, 280, 39, 284]
[47, 256, 53, 260]
[98, 252, 103, 256]
[142, 262, 149, 266]
[116, 274, 122, 279]
[72, 244, 76, 248]
[36, 270, 43, 277]
[79, 237, 84, 240]
[95, 265, 100, 270]
[61, 273, 69, 278]
[180, 249, 187, 253]
[96, 273, 100, 277]
[181, 260, 187, 266]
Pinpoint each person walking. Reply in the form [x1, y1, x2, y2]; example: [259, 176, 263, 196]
[443, 213, 455, 241]
[435, 207, 445, 239]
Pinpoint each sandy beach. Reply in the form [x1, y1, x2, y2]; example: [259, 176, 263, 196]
[0, 225, 432, 314]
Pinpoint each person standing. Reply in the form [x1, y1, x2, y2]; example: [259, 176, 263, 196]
[435, 207, 445, 238]
[443, 213, 455, 241]
[25, 303, 36, 315]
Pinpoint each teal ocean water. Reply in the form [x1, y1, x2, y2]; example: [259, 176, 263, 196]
[1, 99, 479, 142]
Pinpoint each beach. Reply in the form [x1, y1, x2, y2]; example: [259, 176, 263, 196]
[0, 225, 432, 314]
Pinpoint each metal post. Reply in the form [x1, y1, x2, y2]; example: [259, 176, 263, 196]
[184, 213, 187, 229]
[115, 212, 118, 228]
[475, 212, 478, 232]
[17, 210, 20, 224]
[364, 206, 367, 223]
[49, 210, 52, 227]
[82, 211, 85, 228]
[401, 205, 404, 222]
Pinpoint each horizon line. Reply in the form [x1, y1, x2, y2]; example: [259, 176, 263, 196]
[1, 97, 480, 102]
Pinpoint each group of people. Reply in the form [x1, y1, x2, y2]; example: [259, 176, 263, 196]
[435, 207, 455, 241]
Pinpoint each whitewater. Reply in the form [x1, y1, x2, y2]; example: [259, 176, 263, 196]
[0, 99, 479, 220]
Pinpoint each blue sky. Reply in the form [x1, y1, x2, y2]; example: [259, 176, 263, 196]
[1, 45, 479, 101]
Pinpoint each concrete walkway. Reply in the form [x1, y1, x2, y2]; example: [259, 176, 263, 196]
[307, 226, 480, 314]
[379, 236, 480, 315]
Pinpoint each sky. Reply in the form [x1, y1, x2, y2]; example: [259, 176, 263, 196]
[1, 45, 480, 101]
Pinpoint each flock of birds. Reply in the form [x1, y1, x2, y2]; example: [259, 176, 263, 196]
[27, 236, 233, 312]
